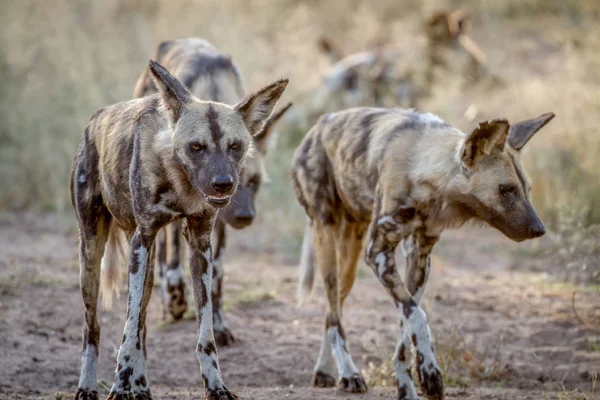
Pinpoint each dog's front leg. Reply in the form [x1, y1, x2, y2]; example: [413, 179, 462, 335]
[365, 214, 444, 400]
[108, 226, 157, 400]
[186, 214, 239, 400]
[400, 232, 442, 400]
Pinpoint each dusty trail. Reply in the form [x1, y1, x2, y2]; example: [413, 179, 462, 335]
[0, 213, 598, 400]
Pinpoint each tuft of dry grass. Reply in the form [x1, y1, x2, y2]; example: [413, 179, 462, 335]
[362, 326, 510, 389]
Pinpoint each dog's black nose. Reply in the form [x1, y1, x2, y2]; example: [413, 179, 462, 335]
[529, 218, 546, 239]
[234, 210, 255, 226]
[529, 221, 546, 238]
[211, 176, 234, 193]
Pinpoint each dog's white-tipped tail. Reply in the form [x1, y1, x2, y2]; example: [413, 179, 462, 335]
[297, 220, 316, 307]
[100, 221, 127, 309]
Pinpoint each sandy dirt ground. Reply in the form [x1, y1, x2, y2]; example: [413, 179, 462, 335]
[0, 213, 599, 400]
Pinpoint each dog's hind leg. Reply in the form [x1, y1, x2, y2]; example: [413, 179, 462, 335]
[156, 227, 169, 319]
[311, 221, 338, 389]
[312, 220, 367, 393]
[335, 219, 368, 393]
[163, 220, 188, 320]
[211, 219, 235, 346]
[71, 130, 112, 400]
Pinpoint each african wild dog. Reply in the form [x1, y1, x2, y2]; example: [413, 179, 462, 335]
[292, 107, 554, 399]
[133, 38, 292, 346]
[314, 13, 489, 113]
[425, 9, 492, 88]
[71, 59, 287, 399]
[316, 35, 413, 109]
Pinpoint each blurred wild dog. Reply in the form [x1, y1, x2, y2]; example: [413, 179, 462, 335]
[292, 107, 554, 399]
[71, 58, 287, 399]
[316, 35, 413, 109]
[314, 9, 491, 111]
[133, 38, 292, 345]
[424, 9, 496, 89]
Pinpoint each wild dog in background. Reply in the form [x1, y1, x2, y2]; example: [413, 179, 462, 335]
[134, 38, 292, 346]
[71, 58, 287, 399]
[292, 107, 554, 399]
[316, 35, 413, 109]
[313, 9, 491, 112]
[424, 9, 497, 89]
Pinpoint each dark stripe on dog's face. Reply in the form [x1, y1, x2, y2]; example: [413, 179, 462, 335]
[206, 104, 224, 143]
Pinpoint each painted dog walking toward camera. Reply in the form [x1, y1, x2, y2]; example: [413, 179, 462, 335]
[292, 107, 553, 399]
[132, 38, 292, 346]
[70, 59, 287, 399]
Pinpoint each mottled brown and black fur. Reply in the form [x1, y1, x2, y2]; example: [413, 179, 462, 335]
[292, 107, 554, 399]
[133, 39, 291, 347]
[71, 58, 287, 400]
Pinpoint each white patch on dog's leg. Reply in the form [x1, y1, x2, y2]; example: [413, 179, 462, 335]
[199, 270, 215, 346]
[404, 307, 433, 358]
[374, 252, 388, 278]
[314, 326, 336, 375]
[110, 245, 150, 394]
[211, 256, 229, 333]
[393, 330, 419, 400]
[401, 236, 415, 258]
[78, 344, 98, 391]
[377, 215, 397, 226]
[413, 285, 426, 306]
[402, 306, 441, 389]
[329, 326, 359, 379]
[166, 265, 183, 288]
[194, 251, 226, 392]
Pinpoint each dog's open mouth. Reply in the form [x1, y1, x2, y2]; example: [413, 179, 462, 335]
[205, 194, 231, 208]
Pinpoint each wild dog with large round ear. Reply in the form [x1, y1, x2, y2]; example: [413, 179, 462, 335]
[292, 107, 553, 399]
[71, 57, 288, 400]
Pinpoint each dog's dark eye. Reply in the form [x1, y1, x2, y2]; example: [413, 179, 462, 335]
[247, 176, 260, 190]
[228, 141, 242, 151]
[190, 142, 206, 152]
[499, 184, 518, 196]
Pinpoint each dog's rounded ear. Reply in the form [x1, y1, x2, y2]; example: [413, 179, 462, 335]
[461, 119, 509, 168]
[508, 113, 555, 151]
[234, 79, 289, 136]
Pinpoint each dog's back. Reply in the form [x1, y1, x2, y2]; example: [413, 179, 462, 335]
[291, 107, 458, 224]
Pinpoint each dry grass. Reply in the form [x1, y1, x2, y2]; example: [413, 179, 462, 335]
[362, 326, 510, 389]
[554, 392, 598, 400]
[1, 0, 599, 271]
